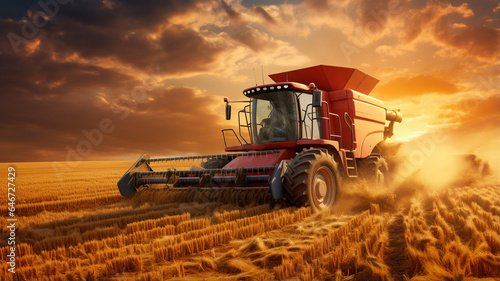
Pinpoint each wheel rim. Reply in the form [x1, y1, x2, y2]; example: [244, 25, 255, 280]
[311, 166, 336, 210]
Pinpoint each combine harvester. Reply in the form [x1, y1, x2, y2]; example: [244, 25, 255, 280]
[118, 65, 402, 212]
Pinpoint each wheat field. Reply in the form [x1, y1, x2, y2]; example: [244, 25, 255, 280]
[0, 161, 499, 280]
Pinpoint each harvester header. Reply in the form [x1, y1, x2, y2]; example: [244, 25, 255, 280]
[118, 64, 402, 212]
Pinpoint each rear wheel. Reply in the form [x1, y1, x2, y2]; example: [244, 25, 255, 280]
[284, 148, 339, 213]
[358, 155, 389, 186]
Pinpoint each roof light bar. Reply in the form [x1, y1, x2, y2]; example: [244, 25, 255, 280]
[242, 84, 293, 96]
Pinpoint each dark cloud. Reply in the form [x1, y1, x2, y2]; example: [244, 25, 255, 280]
[398, 1, 498, 61]
[433, 18, 500, 60]
[0, 0, 234, 162]
[253, 6, 277, 25]
[401, 1, 445, 43]
[357, 0, 393, 33]
[0, 52, 141, 98]
[219, 0, 243, 22]
[0, 86, 225, 162]
[228, 27, 276, 53]
[1, 0, 225, 75]
[302, 0, 331, 12]
[374, 74, 459, 99]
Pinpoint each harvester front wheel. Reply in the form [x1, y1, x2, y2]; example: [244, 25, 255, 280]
[284, 148, 339, 213]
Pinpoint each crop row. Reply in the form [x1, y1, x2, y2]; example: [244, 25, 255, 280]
[153, 207, 311, 263]
[34, 213, 189, 253]
[214, 204, 271, 223]
[273, 208, 378, 279]
[31, 204, 272, 263]
[403, 194, 500, 279]
[55, 207, 187, 236]
[15, 194, 125, 216]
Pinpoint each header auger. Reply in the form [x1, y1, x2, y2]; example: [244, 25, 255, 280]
[118, 65, 402, 212]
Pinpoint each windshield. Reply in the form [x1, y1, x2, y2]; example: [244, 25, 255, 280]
[251, 91, 298, 144]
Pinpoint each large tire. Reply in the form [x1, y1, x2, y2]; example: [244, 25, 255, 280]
[284, 148, 340, 213]
[358, 155, 389, 186]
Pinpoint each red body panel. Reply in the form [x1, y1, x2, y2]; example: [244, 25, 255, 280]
[225, 142, 297, 152]
[325, 90, 385, 158]
[269, 65, 379, 95]
[223, 149, 296, 169]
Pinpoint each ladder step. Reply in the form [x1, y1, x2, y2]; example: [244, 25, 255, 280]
[345, 151, 357, 177]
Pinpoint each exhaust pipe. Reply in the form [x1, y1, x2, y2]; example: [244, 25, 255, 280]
[384, 109, 403, 139]
[386, 109, 403, 123]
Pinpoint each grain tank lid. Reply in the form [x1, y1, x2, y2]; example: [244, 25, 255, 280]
[268, 65, 379, 95]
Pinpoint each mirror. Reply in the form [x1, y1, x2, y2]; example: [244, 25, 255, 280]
[312, 90, 322, 107]
[225, 104, 232, 120]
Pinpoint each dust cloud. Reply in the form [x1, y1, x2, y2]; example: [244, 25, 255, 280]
[334, 133, 496, 215]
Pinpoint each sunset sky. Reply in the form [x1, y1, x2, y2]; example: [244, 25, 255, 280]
[0, 0, 498, 167]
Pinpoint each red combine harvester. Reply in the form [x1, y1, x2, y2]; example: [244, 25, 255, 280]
[118, 65, 402, 212]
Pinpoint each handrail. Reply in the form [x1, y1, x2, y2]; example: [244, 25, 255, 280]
[307, 101, 342, 142]
[237, 106, 250, 145]
[343, 112, 355, 150]
[221, 129, 242, 147]
[321, 101, 341, 140]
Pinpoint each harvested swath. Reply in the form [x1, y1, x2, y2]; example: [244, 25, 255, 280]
[105, 255, 143, 275]
[136, 271, 164, 281]
[17, 254, 37, 267]
[89, 249, 121, 264]
[35, 202, 181, 232]
[0, 243, 33, 261]
[154, 207, 310, 263]
[126, 244, 153, 255]
[39, 244, 89, 263]
[56, 207, 184, 235]
[16, 194, 125, 216]
[12, 266, 38, 280]
[81, 225, 121, 241]
[214, 204, 271, 223]
[176, 217, 211, 233]
[154, 230, 232, 262]
[33, 233, 82, 253]
[126, 213, 191, 234]
[274, 210, 372, 279]
[125, 226, 176, 245]
[403, 193, 500, 279]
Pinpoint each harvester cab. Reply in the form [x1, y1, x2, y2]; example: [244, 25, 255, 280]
[118, 65, 402, 212]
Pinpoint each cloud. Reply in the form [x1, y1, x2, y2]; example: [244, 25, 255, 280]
[227, 27, 278, 53]
[441, 94, 500, 131]
[357, 0, 397, 33]
[433, 19, 500, 61]
[252, 6, 277, 25]
[0, 85, 225, 162]
[375, 74, 459, 99]
[395, 1, 499, 61]
[375, 45, 408, 57]
[220, 0, 243, 22]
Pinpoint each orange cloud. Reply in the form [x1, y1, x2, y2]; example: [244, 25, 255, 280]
[375, 74, 459, 99]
